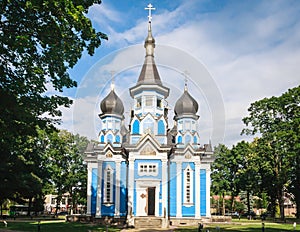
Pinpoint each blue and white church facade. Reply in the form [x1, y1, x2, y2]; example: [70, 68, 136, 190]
[84, 7, 214, 227]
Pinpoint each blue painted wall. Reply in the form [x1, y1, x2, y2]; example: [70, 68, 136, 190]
[91, 168, 97, 215]
[120, 161, 127, 216]
[200, 169, 207, 216]
[169, 162, 177, 216]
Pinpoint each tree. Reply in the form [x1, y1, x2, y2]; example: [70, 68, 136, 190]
[0, 0, 107, 203]
[44, 130, 88, 214]
[232, 141, 256, 217]
[243, 85, 300, 219]
[211, 144, 237, 215]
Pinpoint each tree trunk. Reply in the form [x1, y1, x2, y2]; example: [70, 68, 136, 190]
[230, 193, 235, 213]
[222, 192, 225, 216]
[55, 196, 61, 215]
[28, 197, 32, 216]
[247, 191, 251, 220]
[278, 189, 285, 220]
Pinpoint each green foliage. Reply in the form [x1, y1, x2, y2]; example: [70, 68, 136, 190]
[243, 85, 300, 219]
[43, 130, 89, 213]
[0, 0, 106, 211]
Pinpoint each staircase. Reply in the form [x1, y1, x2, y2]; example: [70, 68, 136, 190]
[134, 217, 162, 229]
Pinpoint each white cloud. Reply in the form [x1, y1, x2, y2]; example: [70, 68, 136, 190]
[62, 1, 300, 147]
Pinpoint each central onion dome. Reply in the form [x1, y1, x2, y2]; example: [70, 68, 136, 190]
[174, 87, 199, 116]
[100, 89, 124, 116]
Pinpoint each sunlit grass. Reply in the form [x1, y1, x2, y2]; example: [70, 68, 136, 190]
[1, 219, 119, 232]
[2, 218, 299, 232]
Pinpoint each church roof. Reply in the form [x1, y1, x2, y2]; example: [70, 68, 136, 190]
[174, 85, 199, 117]
[137, 22, 162, 85]
[130, 21, 169, 98]
[100, 88, 124, 116]
[137, 56, 162, 86]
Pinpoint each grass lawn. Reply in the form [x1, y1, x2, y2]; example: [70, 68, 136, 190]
[176, 219, 299, 232]
[1, 218, 299, 232]
[0, 219, 120, 232]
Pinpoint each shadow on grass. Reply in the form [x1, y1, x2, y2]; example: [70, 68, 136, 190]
[175, 223, 295, 232]
[3, 220, 119, 232]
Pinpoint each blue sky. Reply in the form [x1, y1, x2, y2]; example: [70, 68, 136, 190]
[59, 0, 300, 147]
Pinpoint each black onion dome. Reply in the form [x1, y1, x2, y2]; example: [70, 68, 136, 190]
[100, 89, 124, 115]
[174, 88, 199, 116]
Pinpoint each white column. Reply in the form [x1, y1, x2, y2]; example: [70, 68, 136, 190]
[115, 160, 121, 217]
[161, 159, 168, 218]
[195, 162, 201, 219]
[86, 164, 92, 215]
[96, 161, 103, 218]
[127, 158, 135, 219]
[206, 167, 211, 217]
[176, 161, 182, 218]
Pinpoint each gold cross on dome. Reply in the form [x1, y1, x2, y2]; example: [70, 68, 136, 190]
[145, 3, 155, 22]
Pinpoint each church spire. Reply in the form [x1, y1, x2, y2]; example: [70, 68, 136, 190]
[144, 4, 155, 57]
[129, 3, 169, 99]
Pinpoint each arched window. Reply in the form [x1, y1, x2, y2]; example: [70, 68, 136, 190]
[100, 135, 104, 143]
[177, 135, 182, 144]
[184, 165, 194, 204]
[185, 135, 191, 144]
[107, 134, 113, 143]
[143, 118, 154, 134]
[193, 136, 197, 144]
[115, 135, 120, 143]
[157, 120, 165, 135]
[104, 166, 114, 203]
[132, 120, 140, 134]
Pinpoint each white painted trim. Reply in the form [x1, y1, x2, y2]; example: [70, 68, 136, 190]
[195, 163, 201, 219]
[161, 160, 168, 218]
[103, 165, 114, 203]
[138, 163, 158, 176]
[127, 160, 135, 218]
[176, 162, 182, 217]
[135, 179, 161, 217]
[96, 161, 103, 217]
[86, 164, 92, 215]
[115, 161, 121, 217]
[183, 164, 194, 205]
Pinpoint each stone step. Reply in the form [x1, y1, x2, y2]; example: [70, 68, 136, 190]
[134, 217, 162, 228]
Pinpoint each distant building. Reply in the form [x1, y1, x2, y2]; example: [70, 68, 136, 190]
[44, 194, 70, 214]
[84, 5, 214, 227]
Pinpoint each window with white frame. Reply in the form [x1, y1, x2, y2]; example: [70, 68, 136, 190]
[143, 118, 154, 134]
[136, 97, 142, 108]
[178, 120, 183, 131]
[104, 166, 114, 203]
[184, 165, 194, 204]
[138, 163, 158, 176]
[145, 96, 153, 107]
[185, 120, 191, 131]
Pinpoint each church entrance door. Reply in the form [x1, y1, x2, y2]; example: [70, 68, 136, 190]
[147, 187, 155, 215]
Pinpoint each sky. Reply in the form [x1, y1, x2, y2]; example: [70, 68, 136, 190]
[59, 0, 300, 147]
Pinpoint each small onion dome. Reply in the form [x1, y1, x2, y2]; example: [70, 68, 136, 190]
[100, 89, 124, 115]
[174, 88, 199, 116]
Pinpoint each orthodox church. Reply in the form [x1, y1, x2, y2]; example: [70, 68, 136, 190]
[84, 4, 214, 227]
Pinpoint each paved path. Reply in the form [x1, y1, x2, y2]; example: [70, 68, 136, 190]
[121, 227, 177, 232]
[121, 230, 175, 232]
